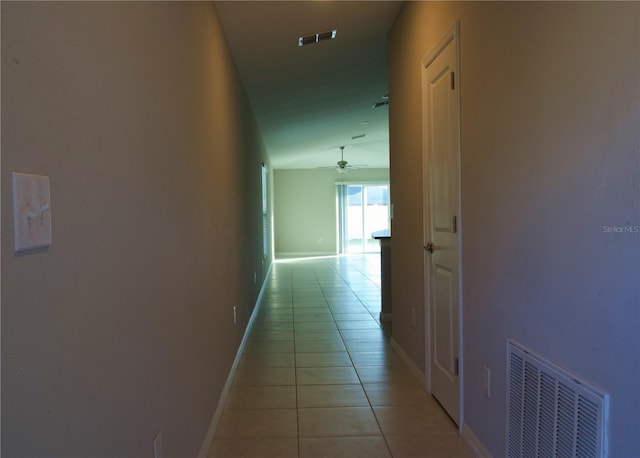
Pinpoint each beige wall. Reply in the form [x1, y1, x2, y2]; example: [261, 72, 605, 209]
[274, 168, 389, 257]
[1, 2, 271, 456]
[389, 2, 639, 456]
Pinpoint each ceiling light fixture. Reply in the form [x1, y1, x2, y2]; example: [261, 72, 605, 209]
[337, 146, 349, 173]
[298, 29, 337, 47]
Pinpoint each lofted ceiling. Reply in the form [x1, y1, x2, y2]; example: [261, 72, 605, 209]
[214, 1, 404, 170]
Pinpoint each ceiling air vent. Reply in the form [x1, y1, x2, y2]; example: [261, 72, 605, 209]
[373, 94, 389, 108]
[298, 29, 337, 47]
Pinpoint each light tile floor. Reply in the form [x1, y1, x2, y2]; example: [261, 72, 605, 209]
[208, 255, 474, 458]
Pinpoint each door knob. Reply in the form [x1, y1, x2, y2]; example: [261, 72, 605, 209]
[424, 242, 434, 253]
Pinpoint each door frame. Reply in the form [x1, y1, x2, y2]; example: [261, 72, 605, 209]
[421, 21, 464, 429]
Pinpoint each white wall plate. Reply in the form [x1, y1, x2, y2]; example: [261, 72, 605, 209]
[12, 172, 52, 253]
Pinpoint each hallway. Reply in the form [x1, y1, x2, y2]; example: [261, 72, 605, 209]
[208, 255, 474, 457]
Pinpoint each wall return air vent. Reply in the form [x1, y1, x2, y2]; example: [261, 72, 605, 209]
[507, 340, 609, 458]
[298, 29, 337, 47]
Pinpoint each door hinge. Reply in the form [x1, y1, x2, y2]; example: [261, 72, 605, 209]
[451, 71, 455, 90]
[454, 357, 459, 376]
[452, 215, 457, 234]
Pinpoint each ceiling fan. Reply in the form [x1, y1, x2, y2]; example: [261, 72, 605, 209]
[321, 146, 367, 174]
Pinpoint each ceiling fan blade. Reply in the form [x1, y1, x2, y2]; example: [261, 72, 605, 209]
[315, 146, 371, 171]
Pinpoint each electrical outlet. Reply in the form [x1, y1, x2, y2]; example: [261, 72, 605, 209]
[153, 430, 163, 458]
[233, 306, 237, 324]
[411, 308, 416, 328]
[482, 365, 491, 398]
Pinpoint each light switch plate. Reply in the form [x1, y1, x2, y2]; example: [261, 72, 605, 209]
[12, 172, 52, 252]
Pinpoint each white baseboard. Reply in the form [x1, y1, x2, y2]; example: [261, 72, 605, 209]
[196, 263, 273, 458]
[461, 422, 493, 458]
[390, 337, 425, 387]
[390, 341, 491, 458]
[274, 251, 337, 259]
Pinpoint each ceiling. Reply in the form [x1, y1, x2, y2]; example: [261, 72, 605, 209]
[214, 1, 404, 170]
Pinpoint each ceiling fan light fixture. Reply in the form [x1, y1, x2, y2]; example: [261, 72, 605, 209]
[336, 146, 350, 173]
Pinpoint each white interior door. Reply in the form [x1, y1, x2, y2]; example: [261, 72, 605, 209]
[422, 23, 462, 426]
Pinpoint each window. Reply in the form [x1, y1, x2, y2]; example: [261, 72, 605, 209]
[337, 183, 390, 254]
[262, 164, 268, 258]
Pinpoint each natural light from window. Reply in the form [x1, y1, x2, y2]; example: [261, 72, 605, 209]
[338, 183, 390, 254]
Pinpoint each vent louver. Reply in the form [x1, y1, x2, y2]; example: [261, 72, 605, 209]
[298, 29, 337, 47]
[507, 340, 609, 458]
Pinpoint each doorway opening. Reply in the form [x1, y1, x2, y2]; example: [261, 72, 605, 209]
[337, 183, 390, 254]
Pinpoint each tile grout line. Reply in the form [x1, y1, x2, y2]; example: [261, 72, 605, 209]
[286, 267, 303, 457]
[312, 257, 395, 457]
[211, 256, 471, 457]
[332, 257, 395, 458]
